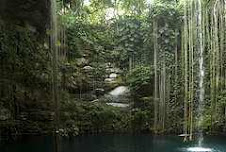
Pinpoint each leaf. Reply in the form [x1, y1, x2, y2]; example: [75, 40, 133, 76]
[56, 40, 61, 47]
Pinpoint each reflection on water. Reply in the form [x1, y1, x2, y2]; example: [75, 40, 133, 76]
[0, 135, 226, 152]
[186, 147, 212, 152]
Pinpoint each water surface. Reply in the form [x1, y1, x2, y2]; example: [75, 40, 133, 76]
[1, 135, 226, 152]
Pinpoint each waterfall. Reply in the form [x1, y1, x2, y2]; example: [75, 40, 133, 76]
[197, 0, 205, 147]
[106, 86, 130, 104]
[109, 86, 129, 97]
[183, 0, 208, 147]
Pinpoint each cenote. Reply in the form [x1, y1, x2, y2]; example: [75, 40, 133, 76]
[1, 0, 226, 151]
[1, 135, 226, 152]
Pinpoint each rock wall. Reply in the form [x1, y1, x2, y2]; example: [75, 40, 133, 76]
[0, 0, 50, 33]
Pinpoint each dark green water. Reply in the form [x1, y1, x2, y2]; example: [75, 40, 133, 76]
[0, 135, 226, 152]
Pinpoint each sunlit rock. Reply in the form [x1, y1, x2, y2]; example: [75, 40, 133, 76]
[105, 78, 114, 83]
[106, 103, 129, 108]
[109, 73, 117, 79]
[77, 58, 88, 66]
[95, 88, 105, 97]
[83, 66, 94, 72]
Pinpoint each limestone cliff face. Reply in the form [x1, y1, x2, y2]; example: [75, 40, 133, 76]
[0, 0, 50, 33]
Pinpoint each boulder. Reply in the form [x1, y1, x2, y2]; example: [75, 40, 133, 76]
[83, 66, 94, 72]
[109, 73, 117, 79]
[95, 88, 105, 97]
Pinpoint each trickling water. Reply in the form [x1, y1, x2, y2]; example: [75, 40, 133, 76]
[106, 86, 130, 103]
[197, 0, 205, 147]
[109, 86, 129, 97]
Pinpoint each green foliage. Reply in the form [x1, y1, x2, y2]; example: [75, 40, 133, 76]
[60, 101, 130, 135]
[0, 25, 52, 106]
[121, 0, 147, 15]
[0, 24, 54, 136]
[127, 65, 153, 94]
[114, 17, 146, 68]
[131, 109, 151, 132]
[2, 0, 226, 137]
[60, 100, 156, 136]
[214, 91, 226, 130]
